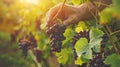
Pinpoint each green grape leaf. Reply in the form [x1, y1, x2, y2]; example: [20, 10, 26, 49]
[74, 27, 104, 65]
[90, 27, 104, 41]
[104, 53, 120, 67]
[74, 38, 92, 65]
[92, 44, 101, 52]
[56, 48, 72, 64]
[89, 27, 104, 52]
[75, 38, 89, 56]
[75, 21, 87, 33]
[63, 27, 75, 45]
[82, 49, 93, 59]
[75, 56, 83, 65]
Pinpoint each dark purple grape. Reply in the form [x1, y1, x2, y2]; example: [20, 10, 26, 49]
[104, 51, 111, 58]
[90, 62, 95, 67]
[56, 41, 62, 45]
[51, 46, 61, 52]
[95, 58, 103, 64]
[50, 43, 56, 47]
[78, 31, 89, 38]
[80, 63, 87, 67]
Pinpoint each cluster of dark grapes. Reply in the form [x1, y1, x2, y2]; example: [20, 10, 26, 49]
[78, 51, 111, 67]
[89, 52, 110, 67]
[33, 48, 43, 62]
[18, 33, 43, 62]
[72, 30, 89, 46]
[19, 33, 42, 62]
[46, 23, 66, 52]
[72, 31, 89, 60]
[19, 39, 32, 57]
[88, 34, 110, 67]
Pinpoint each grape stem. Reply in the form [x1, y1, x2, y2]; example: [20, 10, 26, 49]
[110, 30, 120, 36]
[104, 24, 119, 54]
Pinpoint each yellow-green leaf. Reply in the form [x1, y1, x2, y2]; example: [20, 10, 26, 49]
[75, 56, 83, 65]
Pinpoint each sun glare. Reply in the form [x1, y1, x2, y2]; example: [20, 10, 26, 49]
[19, 0, 38, 5]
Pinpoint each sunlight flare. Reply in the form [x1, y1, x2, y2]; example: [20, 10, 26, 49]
[19, 0, 38, 5]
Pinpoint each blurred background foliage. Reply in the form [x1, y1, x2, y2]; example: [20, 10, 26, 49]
[0, 0, 64, 67]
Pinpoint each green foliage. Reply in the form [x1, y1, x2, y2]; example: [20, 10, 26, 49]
[75, 21, 88, 33]
[75, 38, 89, 57]
[75, 56, 84, 65]
[100, 0, 120, 24]
[56, 48, 73, 64]
[90, 27, 104, 52]
[100, 8, 112, 24]
[74, 27, 104, 65]
[104, 54, 120, 67]
[113, 0, 120, 7]
[63, 27, 75, 45]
